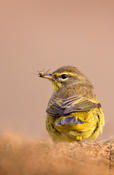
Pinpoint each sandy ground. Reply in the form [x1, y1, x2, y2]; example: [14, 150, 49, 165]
[0, 1, 114, 175]
[0, 134, 113, 175]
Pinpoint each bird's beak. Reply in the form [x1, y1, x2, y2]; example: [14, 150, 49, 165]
[43, 74, 53, 80]
[39, 72, 54, 80]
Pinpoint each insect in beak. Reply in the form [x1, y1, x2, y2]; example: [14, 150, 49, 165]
[39, 72, 54, 80]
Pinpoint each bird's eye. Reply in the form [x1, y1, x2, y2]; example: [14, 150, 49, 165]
[60, 74, 68, 79]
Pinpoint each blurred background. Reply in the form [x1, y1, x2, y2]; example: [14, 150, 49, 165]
[0, 0, 114, 139]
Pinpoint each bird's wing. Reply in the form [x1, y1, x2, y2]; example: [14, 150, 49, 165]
[46, 96, 101, 116]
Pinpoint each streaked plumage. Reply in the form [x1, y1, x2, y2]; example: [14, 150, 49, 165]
[39, 66, 104, 142]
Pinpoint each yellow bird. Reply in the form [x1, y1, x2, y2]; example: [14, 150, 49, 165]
[39, 66, 104, 142]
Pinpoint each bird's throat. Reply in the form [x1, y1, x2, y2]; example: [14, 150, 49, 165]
[52, 81, 62, 91]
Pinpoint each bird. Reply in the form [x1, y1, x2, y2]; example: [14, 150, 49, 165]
[39, 66, 104, 142]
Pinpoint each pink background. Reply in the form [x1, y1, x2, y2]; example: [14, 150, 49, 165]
[0, 0, 114, 139]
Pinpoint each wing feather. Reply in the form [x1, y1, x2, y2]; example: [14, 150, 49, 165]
[46, 95, 100, 116]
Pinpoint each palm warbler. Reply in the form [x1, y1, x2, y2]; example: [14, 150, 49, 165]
[39, 66, 104, 142]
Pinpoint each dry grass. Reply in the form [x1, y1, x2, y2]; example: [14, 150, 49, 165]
[0, 134, 113, 175]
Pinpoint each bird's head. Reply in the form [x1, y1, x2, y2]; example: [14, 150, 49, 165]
[39, 66, 92, 91]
